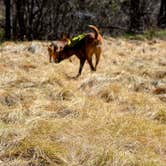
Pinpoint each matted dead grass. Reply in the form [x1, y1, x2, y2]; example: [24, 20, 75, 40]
[0, 38, 166, 166]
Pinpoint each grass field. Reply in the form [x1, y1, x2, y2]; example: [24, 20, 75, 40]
[0, 37, 166, 166]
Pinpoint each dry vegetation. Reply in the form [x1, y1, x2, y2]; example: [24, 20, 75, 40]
[0, 37, 166, 166]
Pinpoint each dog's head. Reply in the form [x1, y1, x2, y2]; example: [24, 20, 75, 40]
[48, 43, 66, 63]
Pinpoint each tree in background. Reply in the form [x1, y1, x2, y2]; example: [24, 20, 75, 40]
[4, 0, 11, 39]
[129, 0, 156, 33]
[13, 0, 49, 40]
[158, 0, 166, 28]
[2, 0, 165, 40]
[129, 0, 141, 33]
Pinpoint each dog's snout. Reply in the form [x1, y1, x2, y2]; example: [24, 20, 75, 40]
[54, 58, 61, 63]
[54, 59, 59, 63]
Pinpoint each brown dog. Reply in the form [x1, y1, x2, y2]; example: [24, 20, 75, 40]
[49, 25, 103, 77]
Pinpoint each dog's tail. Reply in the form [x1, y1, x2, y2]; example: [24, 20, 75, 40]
[88, 25, 99, 39]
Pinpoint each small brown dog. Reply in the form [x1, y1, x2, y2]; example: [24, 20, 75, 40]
[48, 25, 103, 77]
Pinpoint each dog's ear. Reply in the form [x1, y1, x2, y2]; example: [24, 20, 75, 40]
[48, 42, 54, 48]
[48, 44, 52, 51]
[48, 42, 57, 52]
[53, 44, 58, 52]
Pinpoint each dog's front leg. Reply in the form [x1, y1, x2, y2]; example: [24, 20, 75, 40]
[76, 58, 86, 77]
[95, 49, 101, 70]
[49, 55, 52, 63]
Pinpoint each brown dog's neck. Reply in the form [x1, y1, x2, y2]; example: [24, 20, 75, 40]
[59, 47, 76, 60]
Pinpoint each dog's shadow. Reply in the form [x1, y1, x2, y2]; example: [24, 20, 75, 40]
[64, 73, 80, 80]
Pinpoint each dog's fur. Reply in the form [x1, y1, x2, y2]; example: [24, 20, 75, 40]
[49, 25, 103, 77]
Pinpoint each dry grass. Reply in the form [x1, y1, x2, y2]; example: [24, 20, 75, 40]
[0, 38, 166, 166]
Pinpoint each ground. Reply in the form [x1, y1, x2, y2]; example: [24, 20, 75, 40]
[0, 37, 166, 166]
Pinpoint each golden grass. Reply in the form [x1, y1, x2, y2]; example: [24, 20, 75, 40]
[0, 39, 166, 165]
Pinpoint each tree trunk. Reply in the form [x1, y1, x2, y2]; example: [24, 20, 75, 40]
[4, 0, 11, 39]
[158, 0, 166, 28]
[129, 0, 143, 33]
[16, 0, 26, 40]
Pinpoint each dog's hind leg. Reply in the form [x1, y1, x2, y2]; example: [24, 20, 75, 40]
[95, 48, 102, 70]
[87, 56, 96, 71]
